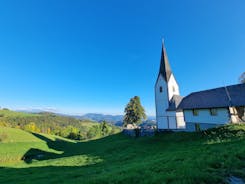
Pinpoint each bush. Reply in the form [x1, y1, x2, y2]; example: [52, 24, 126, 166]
[23, 122, 40, 133]
[87, 125, 100, 139]
[67, 132, 82, 140]
[0, 133, 8, 142]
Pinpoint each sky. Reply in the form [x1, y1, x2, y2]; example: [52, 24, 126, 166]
[0, 0, 244, 116]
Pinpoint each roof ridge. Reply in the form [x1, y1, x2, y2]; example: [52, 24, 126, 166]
[185, 83, 245, 97]
[178, 83, 245, 109]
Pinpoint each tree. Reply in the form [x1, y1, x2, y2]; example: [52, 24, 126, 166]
[239, 72, 245, 84]
[87, 125, 101, 139]
[123, 96, 147, 127]
[100, 121, 110, 136]
[24, 122, 40, 133]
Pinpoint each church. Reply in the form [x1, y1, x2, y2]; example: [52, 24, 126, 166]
[155, 41, 245, 132]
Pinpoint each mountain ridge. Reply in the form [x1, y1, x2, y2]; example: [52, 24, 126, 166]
[16, 109, 156, 126]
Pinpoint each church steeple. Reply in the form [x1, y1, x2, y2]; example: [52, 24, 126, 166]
[155, 39, 184, 130]
[158, 39, 172, 82]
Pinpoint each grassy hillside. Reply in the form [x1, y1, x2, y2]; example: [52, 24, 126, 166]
[0, 109, 41, 117]
[0, 127, 41, 143]
[0, 125, 245, 183]
[0, 127, 64, 165]
[0, 109, 121, 140]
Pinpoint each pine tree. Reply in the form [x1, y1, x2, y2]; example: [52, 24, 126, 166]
[123, 96, 147, 127]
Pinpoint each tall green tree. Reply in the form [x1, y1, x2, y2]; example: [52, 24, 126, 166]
[100, 121, 110, 136]
[123, 96, 147, 127]
[239, 72, 245, 83]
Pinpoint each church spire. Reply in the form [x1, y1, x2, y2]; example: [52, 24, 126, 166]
[158, 39, 172, 82]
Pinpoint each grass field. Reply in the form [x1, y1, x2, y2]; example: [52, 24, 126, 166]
[0, 125, 245, 183]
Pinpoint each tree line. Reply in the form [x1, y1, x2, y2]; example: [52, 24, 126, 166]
[0, 111, 121, 140]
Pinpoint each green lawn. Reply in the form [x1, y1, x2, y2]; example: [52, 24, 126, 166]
[0, 127, 64, 165]
[0, 125, 245, 183]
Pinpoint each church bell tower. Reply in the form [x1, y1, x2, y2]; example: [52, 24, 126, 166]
[155, 40, 185, 130]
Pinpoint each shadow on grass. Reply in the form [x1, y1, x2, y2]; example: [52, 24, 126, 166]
[1, 129, 245, 184]
[0, 165, 106, 184]
[17, 127, 245, 164]
[0, 132, 133, 183]
[21, 132, 124, 164]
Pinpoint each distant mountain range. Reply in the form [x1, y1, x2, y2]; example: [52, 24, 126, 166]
[76, 113, 156, 127]
[75, 113, 124, 125]
[16, 109, 155, 127]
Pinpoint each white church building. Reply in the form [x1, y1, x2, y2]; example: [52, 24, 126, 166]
[155, 41, 245, 132]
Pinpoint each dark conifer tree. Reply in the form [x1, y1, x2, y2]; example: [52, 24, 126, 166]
[123, 96, 146, 127]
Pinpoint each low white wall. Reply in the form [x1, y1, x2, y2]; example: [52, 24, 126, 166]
[184, 108, 230, 124]
[157, 111, 185, 129]
[176, 111, 185, 129]
[157, 116, 168, 129]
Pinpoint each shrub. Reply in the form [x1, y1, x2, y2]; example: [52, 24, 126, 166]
[23, 122, 40, 133]
[67, 132, 82, 140]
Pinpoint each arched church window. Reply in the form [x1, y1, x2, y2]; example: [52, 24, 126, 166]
[160, 86, 163, 93]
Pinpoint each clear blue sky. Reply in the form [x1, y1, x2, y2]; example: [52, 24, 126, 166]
[0, 0, 244, 116]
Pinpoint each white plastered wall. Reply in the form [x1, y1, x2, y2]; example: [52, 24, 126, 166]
[155, 75, 169, 129]
[167, 74, 180, 100]
[155, 74, 185, 129]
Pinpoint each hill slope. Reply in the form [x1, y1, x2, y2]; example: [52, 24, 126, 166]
[0, 127, 41, 143]
[0, 127, 65, 165]
[0, 125, 245, 183]
[0, 109, 121, 140]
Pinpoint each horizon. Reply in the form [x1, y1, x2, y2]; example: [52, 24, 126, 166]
[5, 107, 156, 117]
[0, 1, 244, 116]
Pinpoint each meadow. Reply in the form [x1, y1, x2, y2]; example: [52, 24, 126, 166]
[0, 125, 245, 183]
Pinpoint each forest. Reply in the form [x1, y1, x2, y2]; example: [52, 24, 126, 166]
[0, 109, 121, 141]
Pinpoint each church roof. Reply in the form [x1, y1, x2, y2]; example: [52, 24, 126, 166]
[158, 41, 172, 82]
[178, 83, 245, 110]
[167, 95, 184, 111]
